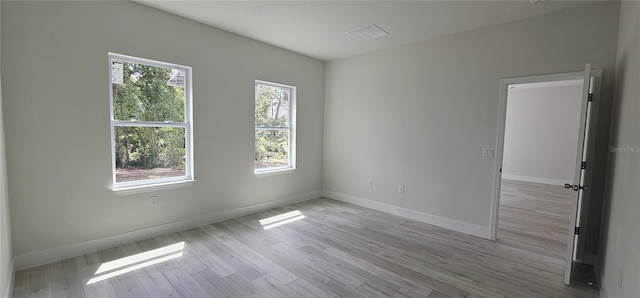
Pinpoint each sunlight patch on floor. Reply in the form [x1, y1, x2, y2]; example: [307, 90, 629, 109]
[87, 241, 185, 285]
[259, 210, 305, 230]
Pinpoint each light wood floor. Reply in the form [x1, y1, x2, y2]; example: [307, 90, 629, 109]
[498, 179, 574, 263]
[12, 186, 599, 297]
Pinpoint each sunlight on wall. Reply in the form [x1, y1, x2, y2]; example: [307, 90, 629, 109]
[259, 210, 305, 230]
[87, 241, 185, 285]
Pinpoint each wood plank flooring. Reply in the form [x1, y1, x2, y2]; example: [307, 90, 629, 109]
[498, 179, 573, 262]
[12, 184, 599, 297]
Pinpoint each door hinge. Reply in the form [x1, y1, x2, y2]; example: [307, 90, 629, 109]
[575, 185, 589, 192]
[575, 227, 580, 235]
[581, 161, 586, 169]
[566, 184, 589, 192]
[588, 94, 593, 101]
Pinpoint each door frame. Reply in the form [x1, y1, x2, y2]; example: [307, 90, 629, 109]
[489, 69, 602, 245]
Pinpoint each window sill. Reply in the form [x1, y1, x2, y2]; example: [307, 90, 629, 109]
[255, 168, 295, 177]
[113, 179, 195, 196]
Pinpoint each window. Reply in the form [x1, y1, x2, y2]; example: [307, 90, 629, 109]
[255, 81, 296, 173]
[109, 53, 193, 192]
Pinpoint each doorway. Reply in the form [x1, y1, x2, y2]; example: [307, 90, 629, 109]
[489, 68, 603, 285]
[499, 79, 583, 269]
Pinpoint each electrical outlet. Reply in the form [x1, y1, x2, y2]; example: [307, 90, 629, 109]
[367, 179, 373, 188]
[398, 185, 404, 194]
[618, 269, 624, 288]
[482, 147, 494, 157]
[150, 196, 158, 207]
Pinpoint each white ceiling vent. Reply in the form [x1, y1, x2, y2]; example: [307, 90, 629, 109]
[346, 24, 389, 41]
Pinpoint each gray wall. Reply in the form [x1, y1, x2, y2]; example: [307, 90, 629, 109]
[324, 2, 618, 231]
[599, 2, 640, 297]
[503, 84, 583, 185]
[0, 2, 14, 296]
[1, 1, 324, 261]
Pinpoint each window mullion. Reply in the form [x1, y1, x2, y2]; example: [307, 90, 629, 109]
[255, 126, 290, 131]
[113, 121, 188, 128]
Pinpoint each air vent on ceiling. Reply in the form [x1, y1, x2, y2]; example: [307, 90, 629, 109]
[346, 24, 389, 41]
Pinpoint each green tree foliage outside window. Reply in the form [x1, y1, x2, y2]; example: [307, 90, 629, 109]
[255, 83, 293, 170]
[111, 58, 188, 183]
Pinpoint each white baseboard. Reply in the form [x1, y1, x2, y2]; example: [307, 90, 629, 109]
[14, 191, 321, 271]
[501, 174, 571, 186]
[321, 190, 491, 239]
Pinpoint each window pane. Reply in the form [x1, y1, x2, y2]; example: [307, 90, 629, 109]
[255, 129, 289, 169]
[255, 84, 290, 128]
[115, 126, 186, 183]
[112, 60, 185, 122]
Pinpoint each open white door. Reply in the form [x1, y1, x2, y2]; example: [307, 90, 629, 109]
[563, 64, 593, 285]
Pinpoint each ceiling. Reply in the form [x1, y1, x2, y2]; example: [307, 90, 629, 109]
[135, 0, 600, 61]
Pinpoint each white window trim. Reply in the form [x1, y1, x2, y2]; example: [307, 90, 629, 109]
[255, 168, 296, 178]
[254, 80, 296, 175]
[109, 53, 194, 194]
[114, 180, 195, 196]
